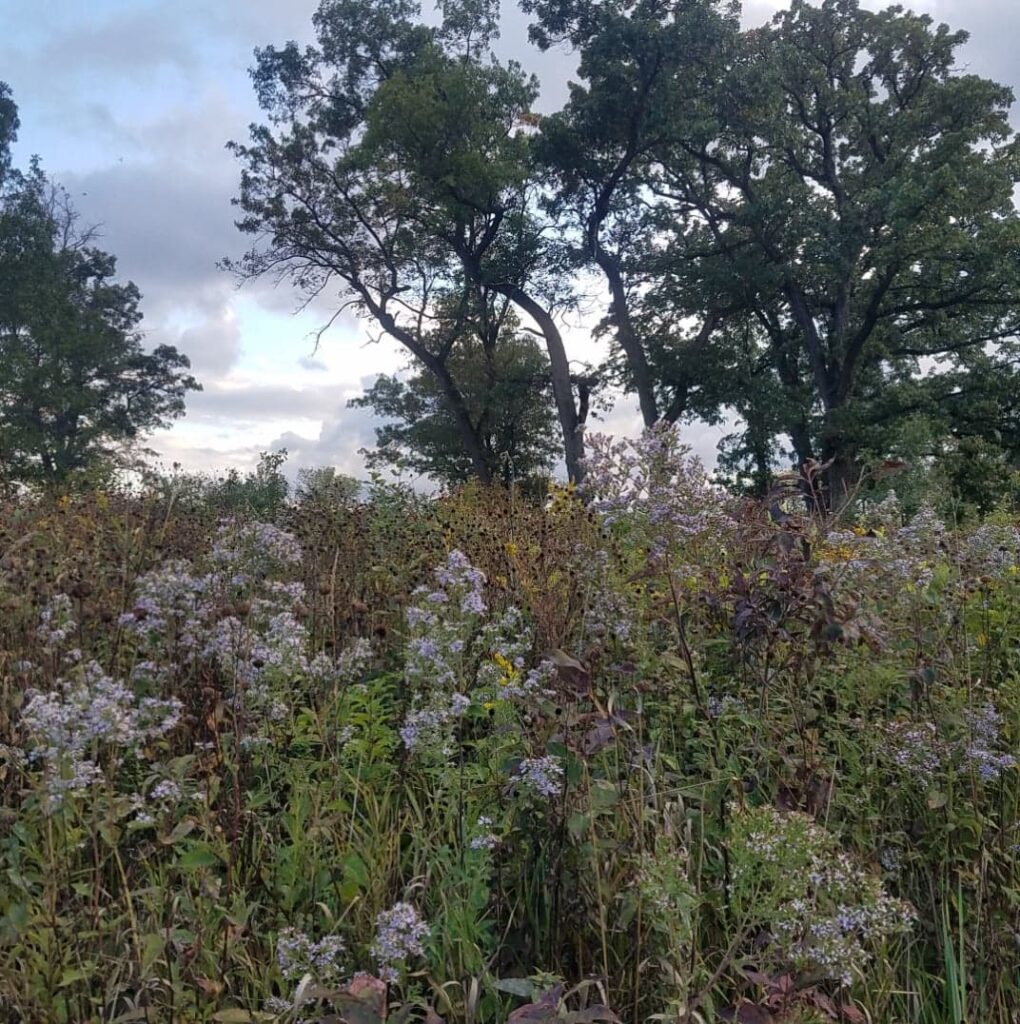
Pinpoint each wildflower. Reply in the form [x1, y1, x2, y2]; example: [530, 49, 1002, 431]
[879, 846, 902, 873]
[276, 928, 347, 986]
[120, 560, 206, 643]
[211, 520, 303, 574]
[469, 815, 499, 851]
[37, 594, 76, 648]
[707, 695, 745, 719]
[513, 756, 564, 799]
[961, 704, 1016, 780]
[400, 706, 448, 751]
[264, 995, 294, 1016]
[150, 779, 182, 804]
[581, 425, 735, 553]
[370, 902, 430, 983]
[877, 721, 946, 785]
[20, 662, 181, 812]
[729, 805, 913, 987]
[965, 524, 1020, 578]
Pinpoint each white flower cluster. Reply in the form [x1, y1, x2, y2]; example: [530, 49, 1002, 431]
[729, 805, 913, 987]
[370, 902, 430, 983]
[21, 661, 181, 812]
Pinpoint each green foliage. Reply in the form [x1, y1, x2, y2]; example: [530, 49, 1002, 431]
[523, 0, 1020, 508]
[0, 88, 199, 489]
[351, 325, 559, 485]
[1, 432, 1019, 1022]
[651, 0, 1020, 506]
[0, 81, 18, 185]
[294, 466, 361, 507]
[229, 0, 588, 483]
[230, 0, 1020, 499]
[145, 449, 291, 521]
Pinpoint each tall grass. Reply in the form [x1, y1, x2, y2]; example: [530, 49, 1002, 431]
[0, 432, 1017, 1023]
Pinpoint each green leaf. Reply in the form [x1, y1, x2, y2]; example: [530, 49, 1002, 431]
[58, 967, 92, 987]
[567, 812, 590, 840]
[589, 780, 620, 812]
[141, 933, 165, 975]
[342, 850, 369, 889]
[176, 843, 222, 870]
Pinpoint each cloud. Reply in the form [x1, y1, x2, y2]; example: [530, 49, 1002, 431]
[3, 6, 198, 89]
[58, 160, 234, 319]
[267, 400, 386, 477]
[7, 0, 1019, 481]
[184, 382, 355, 425]
[145, 438, 268, 475]
[173, 306, 243, 377]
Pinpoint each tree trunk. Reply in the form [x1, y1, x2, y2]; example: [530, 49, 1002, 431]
[370, 298, 493, 484]
[822, 446, 857, 516]
[595, 248, 659, 427]
[817, 406, 858, 515]
[498, 285, 586, 483]
[436, 372, 492, 484]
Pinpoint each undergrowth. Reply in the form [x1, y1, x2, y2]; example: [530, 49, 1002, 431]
[0, 427, 1017, 1023]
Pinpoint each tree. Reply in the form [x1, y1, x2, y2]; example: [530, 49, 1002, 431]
[350, 317, 560, 484]
[228, 0, 590, 482]
[526, 0, 740, 428]
[0, 89, 199, 486]
[643, 0, 1020, 508]
[294, 465, 361, 505]
[0, 82, 17, 186]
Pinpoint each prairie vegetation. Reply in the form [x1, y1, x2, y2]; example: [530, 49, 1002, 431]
[1, 430, 1017, 1023]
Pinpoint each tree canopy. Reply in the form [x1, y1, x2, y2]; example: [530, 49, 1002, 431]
[232, 0, 1020, 508]
[229, 0, 589, 482]
[351, 313, 560, 484]
[0, 86, 200, 487]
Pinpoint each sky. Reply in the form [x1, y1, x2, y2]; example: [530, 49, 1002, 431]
[3, 0, 1019, 481]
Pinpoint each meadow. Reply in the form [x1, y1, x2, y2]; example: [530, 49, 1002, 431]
[0, 428, 1017, 1024]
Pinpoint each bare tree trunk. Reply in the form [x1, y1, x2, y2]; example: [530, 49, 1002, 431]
[595, 249, 659, 427]
[498, 285, 586, 483]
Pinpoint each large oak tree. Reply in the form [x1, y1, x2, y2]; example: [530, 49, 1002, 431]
[646, 0, 1020, 505]
[529, 0, 1020, 507]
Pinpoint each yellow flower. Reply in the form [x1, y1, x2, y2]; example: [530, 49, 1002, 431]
[493, 651, 514, 674]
